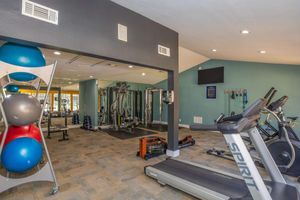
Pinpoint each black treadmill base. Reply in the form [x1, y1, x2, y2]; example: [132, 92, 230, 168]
[150, 159, 251, 199]
[146, 159, 300, 200]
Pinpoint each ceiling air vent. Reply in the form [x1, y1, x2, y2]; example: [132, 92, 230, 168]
[158, 45, 171, 57]
[22, 0, 59, 25]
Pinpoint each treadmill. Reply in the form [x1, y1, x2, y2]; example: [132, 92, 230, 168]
[145, 92, 300, 200]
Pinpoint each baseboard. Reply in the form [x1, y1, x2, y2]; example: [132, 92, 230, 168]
[68, 124, 82, 129]
[179, 124, 190, 128]
[166, 149, 180, 157]
[152, 120, 190, 129]
[98, 124, 112, 129]
[152, 120, 168, 125]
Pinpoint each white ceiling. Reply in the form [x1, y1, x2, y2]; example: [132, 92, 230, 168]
[42, 48, 167, 88]
[112, 0, 300, 65]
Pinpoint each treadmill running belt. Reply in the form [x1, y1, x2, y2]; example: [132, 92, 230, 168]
[151, 159, 252, 199]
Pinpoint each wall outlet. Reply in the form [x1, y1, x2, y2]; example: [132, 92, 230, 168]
[118, 24, 127, 42]
[193, 116, 202, 124]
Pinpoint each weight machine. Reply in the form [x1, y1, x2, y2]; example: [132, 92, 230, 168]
[99, 82, 143, 133]
[144, 88, 164, 126]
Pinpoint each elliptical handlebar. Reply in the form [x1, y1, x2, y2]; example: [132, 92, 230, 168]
[266, 89, 277, 106]
[267, 95, 288, 111]
[264, 87, 275, 99]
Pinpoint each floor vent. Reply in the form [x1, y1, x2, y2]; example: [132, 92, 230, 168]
[158, 45, 171, 57]
[22, 0, 59, 25]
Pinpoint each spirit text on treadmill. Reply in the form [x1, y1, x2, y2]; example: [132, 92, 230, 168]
[228, 142, 259, 191]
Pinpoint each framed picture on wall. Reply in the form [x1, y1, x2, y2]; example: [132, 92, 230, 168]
[206, 86, 216, 99]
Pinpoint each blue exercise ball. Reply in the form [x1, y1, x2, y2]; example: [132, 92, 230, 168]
[1, 137, 43, 173]
[0, 42, 45, 81]
[5, 85, 19, 93]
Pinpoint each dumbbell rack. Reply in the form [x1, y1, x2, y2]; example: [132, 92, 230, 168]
[0, 60, 59, 195]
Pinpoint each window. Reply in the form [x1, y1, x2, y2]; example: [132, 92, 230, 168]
[73, 94, 79, 111]
[61, 93, 71, 111]
[37, 93, 48, 111]
[53, 93, 59, 111]
[37, 93, 46, 102]
[48, 93, 53, 111]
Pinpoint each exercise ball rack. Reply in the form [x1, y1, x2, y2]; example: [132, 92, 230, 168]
[0, 60, 59, 195]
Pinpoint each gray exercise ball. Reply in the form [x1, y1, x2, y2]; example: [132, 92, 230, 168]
[2, 94, 42, 126]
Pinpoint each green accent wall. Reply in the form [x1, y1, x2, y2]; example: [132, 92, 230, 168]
[79, 79, 98, 128]
[154, 59, 300, 132]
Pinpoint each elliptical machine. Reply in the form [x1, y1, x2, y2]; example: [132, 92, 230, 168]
[264, 95, 300, 180]
[205, 88, 300, 181]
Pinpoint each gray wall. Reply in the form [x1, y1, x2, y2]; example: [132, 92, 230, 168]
[0, 0, 178, 71]
[0, 0, 180, 153]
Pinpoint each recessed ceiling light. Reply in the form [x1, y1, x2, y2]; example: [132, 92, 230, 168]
[259, 50, 267, 54]
[54, 51, 61, 55]
[212, 49, 217, 52]
[89, 75, 94, 78]
[142, 72, 146, 76]
[240, 30, 250, 35]
[128, 65, 133, 68]
[68, 81, 72, 84]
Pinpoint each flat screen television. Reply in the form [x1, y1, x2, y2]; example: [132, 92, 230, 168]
[198, 67, 224, 85]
